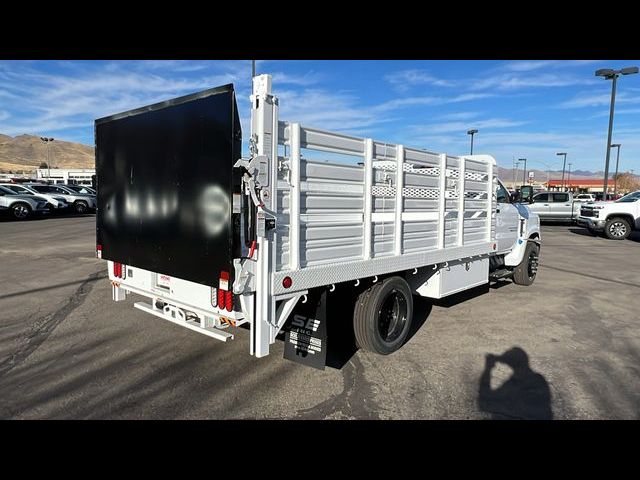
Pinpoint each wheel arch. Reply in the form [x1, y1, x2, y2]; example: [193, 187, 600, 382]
[605, 213, 635, 230]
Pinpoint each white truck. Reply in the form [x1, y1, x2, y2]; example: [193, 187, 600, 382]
[578, 190, 640, 240]
[95, 75, 541, 369]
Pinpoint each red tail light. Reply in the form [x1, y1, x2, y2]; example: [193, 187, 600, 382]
[219, 270, 230, 291]
[225, 291, 233, 312]
[217, 288, 225, 310]
[113, 262, 125, 279]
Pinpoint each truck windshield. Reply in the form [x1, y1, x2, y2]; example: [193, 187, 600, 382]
[615, 191, 640, 203]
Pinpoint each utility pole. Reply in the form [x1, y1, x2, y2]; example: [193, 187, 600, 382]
[467, 129, 478, 155]
[610, 143, 621, 196]
[556, 152, 567, 191]
[519, 158, 527, 185]
[595, 67, 639, 196]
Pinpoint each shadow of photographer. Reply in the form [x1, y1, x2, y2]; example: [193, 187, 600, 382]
[478, 346, 552, 420]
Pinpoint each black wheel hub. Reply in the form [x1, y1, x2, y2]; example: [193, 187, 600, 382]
[527, 251, 539, 279]
[377, 289, 408, 343]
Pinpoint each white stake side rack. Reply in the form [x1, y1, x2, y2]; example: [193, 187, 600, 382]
[237, 75, 497, 358]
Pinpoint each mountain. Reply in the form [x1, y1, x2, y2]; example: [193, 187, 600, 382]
[0, 134, 94, 173]
[496, 165, 600, 184]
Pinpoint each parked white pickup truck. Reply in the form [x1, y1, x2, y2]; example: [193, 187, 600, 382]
[577, 190, 640, 240]
[527, 191, 581, 223]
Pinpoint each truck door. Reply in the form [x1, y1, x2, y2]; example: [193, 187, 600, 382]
[529, 192, 550, 219]
[549, 192, 572, 220]
[495, 180, 520, 253]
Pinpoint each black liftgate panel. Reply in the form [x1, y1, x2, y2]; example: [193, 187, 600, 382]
[95, 84, 242, 288]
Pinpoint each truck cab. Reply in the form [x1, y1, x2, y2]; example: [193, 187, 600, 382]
[526, 191, 580, 222]
[578, 190, 640, 240]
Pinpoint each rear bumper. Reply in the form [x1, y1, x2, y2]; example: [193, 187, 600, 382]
[577, 216, 605, 230]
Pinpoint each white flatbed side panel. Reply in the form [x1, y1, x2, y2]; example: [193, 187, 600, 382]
[272, 119, 497, 293]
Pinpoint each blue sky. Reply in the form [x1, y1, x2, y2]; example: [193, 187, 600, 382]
[1, 59, 640, 173]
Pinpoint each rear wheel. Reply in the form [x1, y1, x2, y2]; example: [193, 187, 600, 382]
[513, 242, 540, 286]
[74, 200, 88, 214]
[604, 217, 631, 240]
[11, 202, 32, 220]
[353, 276, 413, 355]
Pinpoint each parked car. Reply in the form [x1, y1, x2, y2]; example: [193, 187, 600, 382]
[0, 183, 69, 212]
[24, 183, 97, 213]
[578, 190, 640, 240]
[594, 192, 615, 202]
[574, 193, 596, 203]
[526, 191, 581, 222]
[0, 185, 50, 220]
[62, 184, 96, 195]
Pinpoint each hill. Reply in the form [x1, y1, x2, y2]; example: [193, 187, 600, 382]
[0, 134, 94, 173]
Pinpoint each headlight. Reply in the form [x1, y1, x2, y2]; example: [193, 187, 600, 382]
[592, 205, 605, 209]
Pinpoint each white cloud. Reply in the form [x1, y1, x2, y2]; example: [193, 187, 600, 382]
[436, 111, 481, 121]
[560, 91, 640, 109]
[501, 60, 601, 72]
[271, 71, 323, 86]
[375, 93, 493, 112]
[471, 73, 598, 91]
[0, 110, 9, 121]
[409, 118, 528, 135]
[385, 69, 456, 91]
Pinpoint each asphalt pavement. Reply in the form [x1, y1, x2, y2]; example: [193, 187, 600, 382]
[1, 215, 639, 419]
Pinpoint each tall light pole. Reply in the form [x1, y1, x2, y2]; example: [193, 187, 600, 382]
[567, 162, 572, 192]
[467, 129, 478, 155]
[610, 143, 621, 196]
[251, 60, 256, 78]
[556, 152, 567, 191]
[40, 137, 54, 181]
[595, 66, 639, 196]
[518, 158, 527, 185]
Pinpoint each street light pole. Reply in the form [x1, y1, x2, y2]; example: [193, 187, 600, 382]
[556, 152, 567, 191]
[610, 143, 621, 196]
[519, 158, 527, 185]
[467, 129, 478, 155]
[595, 66, 639, 197]
[40, 136, 53, 181]
[567, 163, 572, 192]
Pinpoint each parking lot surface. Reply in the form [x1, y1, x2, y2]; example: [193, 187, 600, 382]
[1, 215, 639, 419]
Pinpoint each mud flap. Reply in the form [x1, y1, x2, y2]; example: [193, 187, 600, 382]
[283, 290, 328, 370]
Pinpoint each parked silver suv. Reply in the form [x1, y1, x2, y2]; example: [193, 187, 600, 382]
[0, 185, 50, 220]
[0, 183, 69, 212]
[25, 183, 97, 214]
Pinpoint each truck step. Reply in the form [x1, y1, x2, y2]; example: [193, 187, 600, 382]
[134, 301, 234, 342]
[489, 269, 513, 280]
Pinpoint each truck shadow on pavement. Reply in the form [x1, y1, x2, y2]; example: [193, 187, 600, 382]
[477, 346, 553, 420]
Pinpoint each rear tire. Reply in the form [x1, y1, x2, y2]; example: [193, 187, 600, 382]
[512, 242, 540, 286]
[11, 202, 31, 220]
[353, 276, 413, 355]
[74, 200, 88, 214]
[604, 217, 631, 240]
